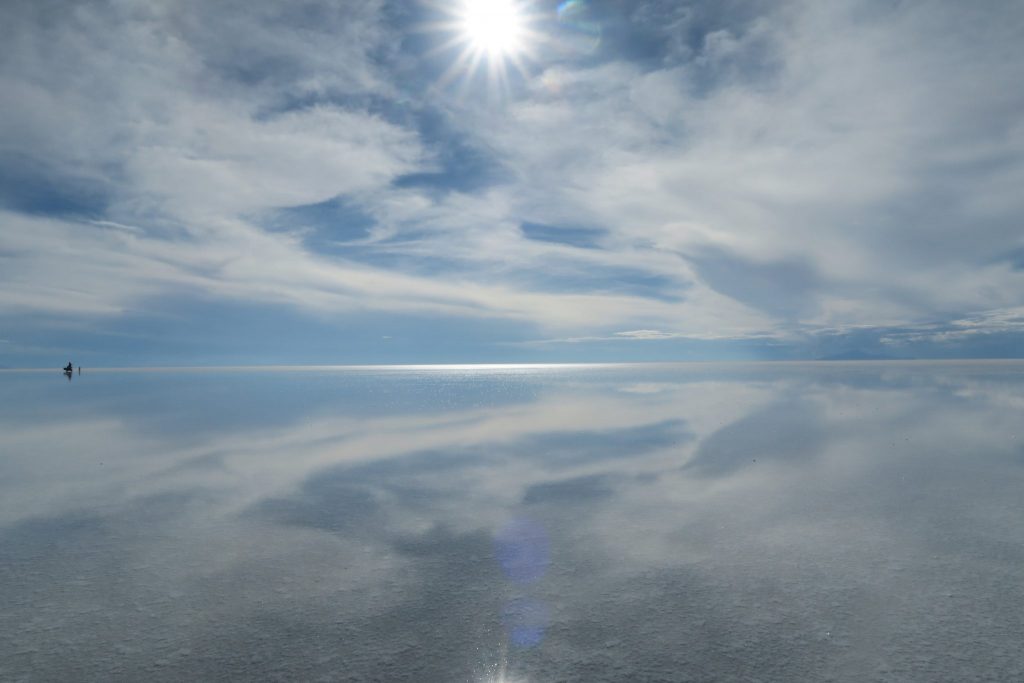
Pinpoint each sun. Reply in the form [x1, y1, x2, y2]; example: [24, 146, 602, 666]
[460, 0, 525, 56]
[424, 0, 540, 94]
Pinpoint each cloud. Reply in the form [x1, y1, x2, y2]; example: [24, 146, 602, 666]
[0, 0, 761, 340]
[879, 307, 1024, 346]
[474, 0, 1024, 329]
[524, 327, 782, 346]
[0, 210, 706, 333]
[1, 0, 1023, 359]
[615, 329, 684, 340]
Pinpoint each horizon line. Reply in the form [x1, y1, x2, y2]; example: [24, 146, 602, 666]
[4, 358, 1024, 372]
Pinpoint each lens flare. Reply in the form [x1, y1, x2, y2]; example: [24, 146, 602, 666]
[555, 0, 601, 55]
[494, 517, 550, 583]
[502, 597, 549, 648]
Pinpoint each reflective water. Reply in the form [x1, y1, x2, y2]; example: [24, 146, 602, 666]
[2, 362, 1024, 681]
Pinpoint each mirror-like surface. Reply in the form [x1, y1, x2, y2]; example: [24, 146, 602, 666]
[2, 362, 1024, 681]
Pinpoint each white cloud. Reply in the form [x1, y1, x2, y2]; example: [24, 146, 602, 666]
[468, 0, 1024, 331]
[879, 307, 1024, 346]
[0, 210, 732, 333]
[1, 0, 1023, 349]
[615, 330, 684, 340]
[0, 0, 757, 337]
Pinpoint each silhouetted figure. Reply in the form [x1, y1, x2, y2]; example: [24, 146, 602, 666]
[64, 362, 73, 374]
[78, 366, 81, 375]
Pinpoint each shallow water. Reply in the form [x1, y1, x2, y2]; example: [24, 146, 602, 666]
[2, 362, 1024, 681]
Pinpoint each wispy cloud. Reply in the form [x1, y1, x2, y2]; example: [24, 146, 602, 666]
[879, 308, 1024, 346]
[1, 0, 1023, 360]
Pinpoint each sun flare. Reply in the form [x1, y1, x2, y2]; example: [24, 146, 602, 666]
[461, 0, 525, 56]
[425, 0, 539, 93]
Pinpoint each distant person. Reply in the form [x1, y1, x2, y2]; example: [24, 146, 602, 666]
[78, 366, 81, 375]
[64, 362, 73, 373]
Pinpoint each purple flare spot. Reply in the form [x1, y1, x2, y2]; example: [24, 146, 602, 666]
[494, 517, 550, 584]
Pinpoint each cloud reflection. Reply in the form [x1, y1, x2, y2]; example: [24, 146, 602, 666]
[2, 363, 1024, 679]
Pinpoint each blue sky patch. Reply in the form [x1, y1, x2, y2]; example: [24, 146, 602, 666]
[520, 221, 606, 248]
[264, 197, 377, 248]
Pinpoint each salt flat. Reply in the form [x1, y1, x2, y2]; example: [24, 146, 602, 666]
[2, 362, 1023, 681]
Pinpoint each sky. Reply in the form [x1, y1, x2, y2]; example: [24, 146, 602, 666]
[1, 0, 1023, 366]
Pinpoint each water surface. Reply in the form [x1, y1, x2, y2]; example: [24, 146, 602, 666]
[2, 362, 1024, 681]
